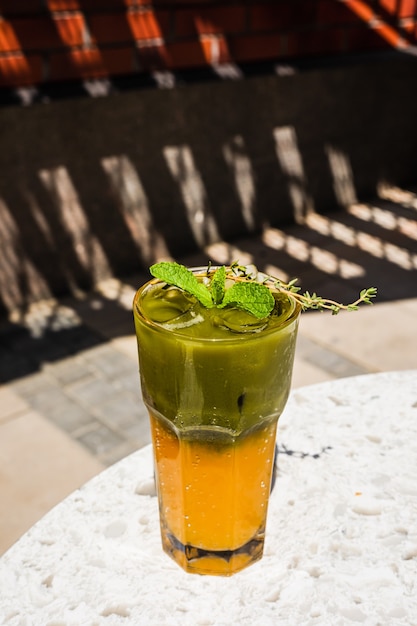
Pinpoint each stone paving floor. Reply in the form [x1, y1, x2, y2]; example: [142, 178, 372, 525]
[1, 187, 417, 554]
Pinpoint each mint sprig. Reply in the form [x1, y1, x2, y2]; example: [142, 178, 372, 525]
[149, 261, 377, 318]
[150, 262, 275, 318]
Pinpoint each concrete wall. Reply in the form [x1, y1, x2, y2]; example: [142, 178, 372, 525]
[1, 52, 417, 316]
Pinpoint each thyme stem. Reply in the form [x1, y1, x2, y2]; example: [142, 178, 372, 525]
[229, 261, 377, 314]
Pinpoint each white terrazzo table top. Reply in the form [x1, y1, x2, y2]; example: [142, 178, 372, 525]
[1, 371, 416, 626]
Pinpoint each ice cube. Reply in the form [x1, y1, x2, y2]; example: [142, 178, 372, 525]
[212, 308, 268, 333]
[145, 286, 196, 323]
[161, 309, 204, 330]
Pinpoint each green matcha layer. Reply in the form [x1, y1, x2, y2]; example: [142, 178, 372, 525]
[134, 274, 300, 434]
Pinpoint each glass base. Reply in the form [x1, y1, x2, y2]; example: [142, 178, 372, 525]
[161, 523, 265, 576]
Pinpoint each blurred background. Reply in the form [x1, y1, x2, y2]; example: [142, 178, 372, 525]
[0, 0, 416, 554]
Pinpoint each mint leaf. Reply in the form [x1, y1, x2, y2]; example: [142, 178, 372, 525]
[210, 266, 226, 305]
[218, 281, 275, 318]
[149, 261, 276, 318]
[150, 262, 213, 308]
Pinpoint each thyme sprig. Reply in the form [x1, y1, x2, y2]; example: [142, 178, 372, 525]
[229, 261, 377, 315]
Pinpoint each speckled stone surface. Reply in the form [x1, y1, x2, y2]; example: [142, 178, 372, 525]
[1, 371, 416, 626]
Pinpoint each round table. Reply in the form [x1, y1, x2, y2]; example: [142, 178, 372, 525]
[1, 371, 416, 625]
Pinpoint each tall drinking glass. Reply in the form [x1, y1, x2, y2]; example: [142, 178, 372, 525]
[133, 267, 300, 576]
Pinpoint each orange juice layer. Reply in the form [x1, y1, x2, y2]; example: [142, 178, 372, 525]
[150, 413, 277, 552]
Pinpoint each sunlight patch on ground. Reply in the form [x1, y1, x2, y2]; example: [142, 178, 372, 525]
[263, 226, 365, 279]
[348, 203, 417, 242]
[377, 183, 417, 209]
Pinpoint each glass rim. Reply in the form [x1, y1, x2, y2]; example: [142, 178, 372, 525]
[133, 265, 301, 342]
